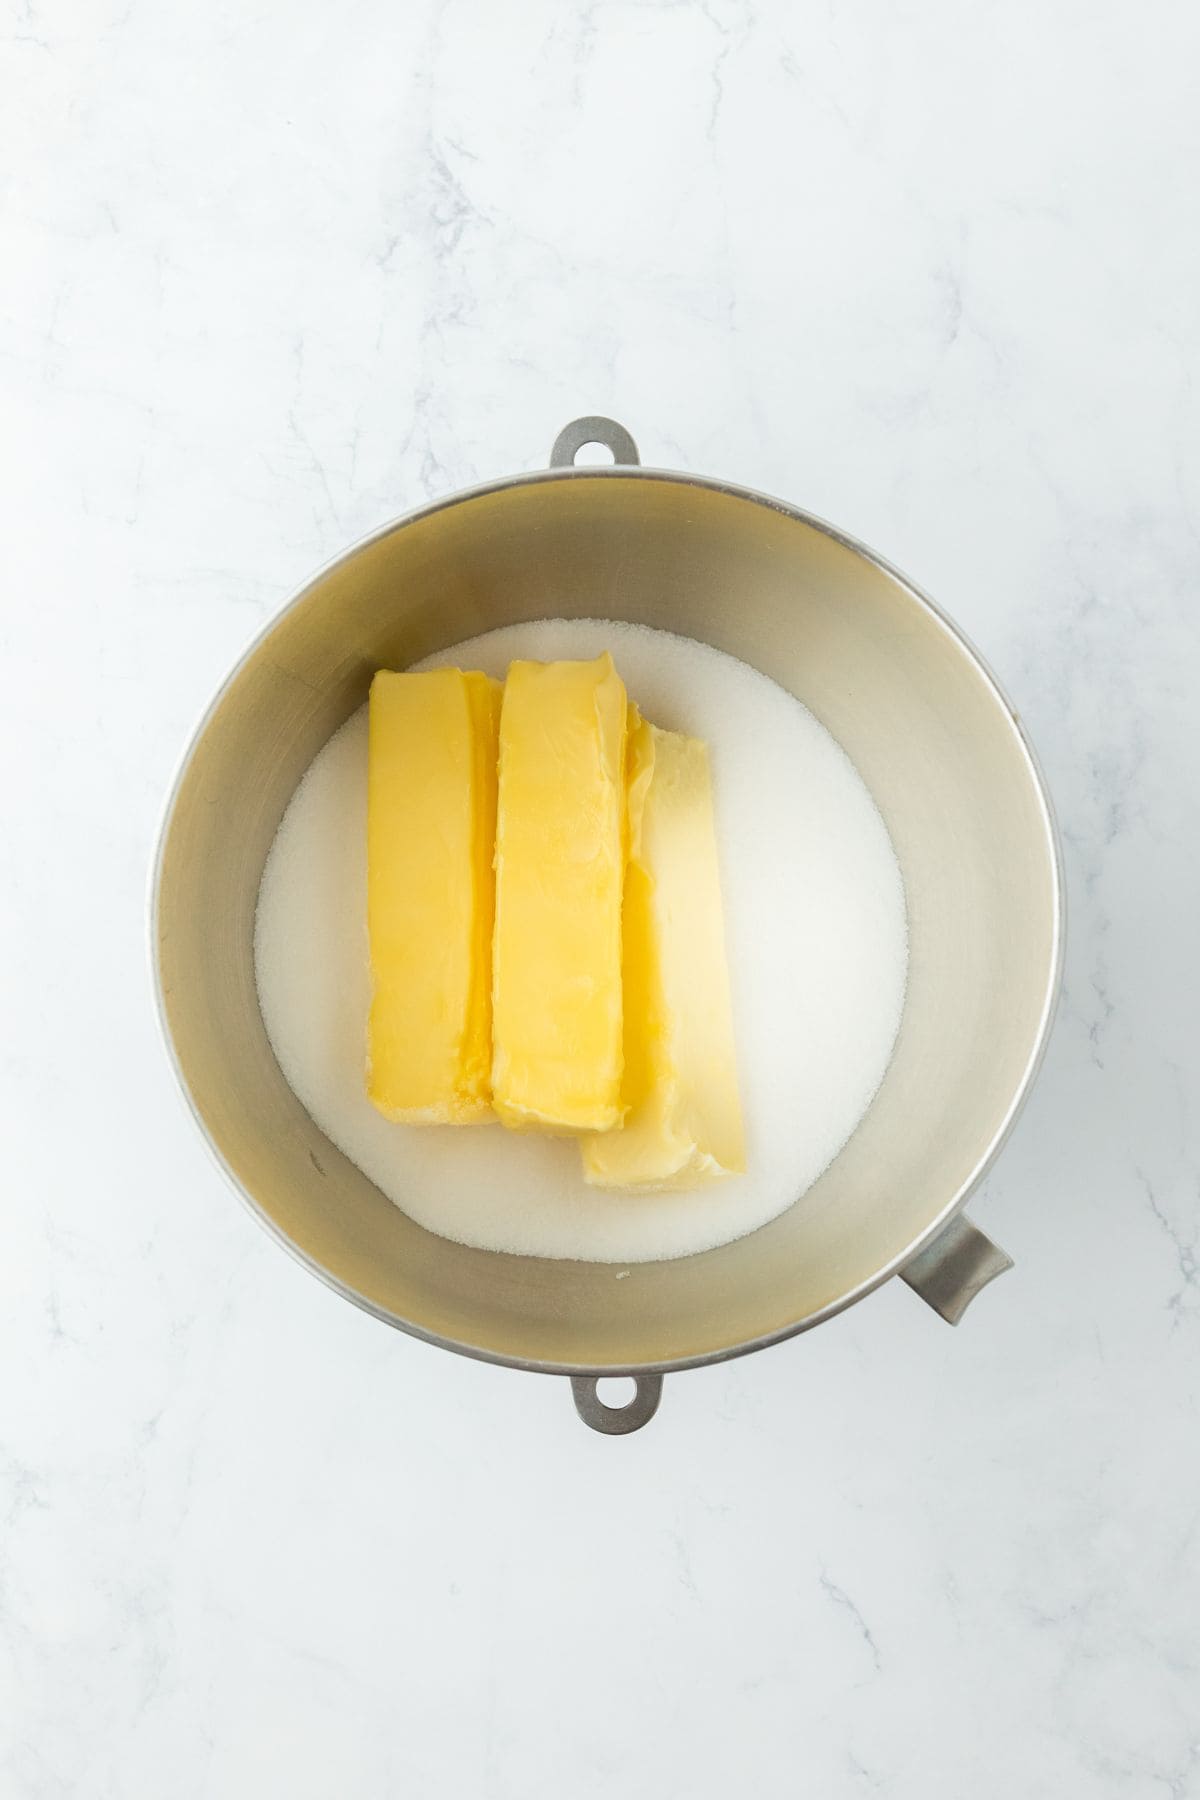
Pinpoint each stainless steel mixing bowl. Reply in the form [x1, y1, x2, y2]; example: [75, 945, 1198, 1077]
[152, 416, 1063, 1434]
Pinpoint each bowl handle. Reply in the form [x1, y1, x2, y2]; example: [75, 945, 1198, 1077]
[567, 1215, 1008, 1431]
[899, 1212, 1013, 1324]
[550, 415, 640, 469]
[570, 1373, 663, 1435]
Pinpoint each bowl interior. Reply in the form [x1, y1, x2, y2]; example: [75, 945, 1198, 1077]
[155, 472, 1059, 1371]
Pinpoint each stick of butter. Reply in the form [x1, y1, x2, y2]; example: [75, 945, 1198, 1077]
[582, 714, 745, 1190]
[367, 667, 501, 1123]
[491, 654, 628, 1133]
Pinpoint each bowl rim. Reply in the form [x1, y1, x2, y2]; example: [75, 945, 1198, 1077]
[149, 462, 1066, 1378]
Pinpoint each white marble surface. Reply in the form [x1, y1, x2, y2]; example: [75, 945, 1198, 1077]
[3, 0, 1199, 1793]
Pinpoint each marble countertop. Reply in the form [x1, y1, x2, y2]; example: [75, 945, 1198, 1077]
[4, 0, 1198, 1794]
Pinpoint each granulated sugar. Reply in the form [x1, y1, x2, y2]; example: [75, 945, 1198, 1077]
[254, 620, 908, 1263]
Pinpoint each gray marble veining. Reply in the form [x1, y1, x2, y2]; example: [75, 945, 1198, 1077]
[2, 0, 1199, 1793]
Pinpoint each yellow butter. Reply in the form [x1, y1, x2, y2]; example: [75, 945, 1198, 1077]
[366, 667, 501, 1123]
[491, 654, 627, 1132]
[582, 716, 745, 1190]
